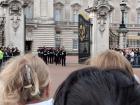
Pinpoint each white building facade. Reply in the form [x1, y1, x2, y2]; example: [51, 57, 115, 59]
[25, 0, 89, 53]
[0, 0, 140, 53]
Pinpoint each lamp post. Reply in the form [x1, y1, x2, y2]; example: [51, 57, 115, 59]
[117, 0, 128, 49]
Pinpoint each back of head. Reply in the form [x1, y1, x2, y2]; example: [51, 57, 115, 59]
[54, 67, 139, 105]
[90, 50, 133, 74]
[0, 54, 50, 105]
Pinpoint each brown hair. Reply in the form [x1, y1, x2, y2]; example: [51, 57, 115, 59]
[90, 50, 133, 74]
[0, 54, 50, 105]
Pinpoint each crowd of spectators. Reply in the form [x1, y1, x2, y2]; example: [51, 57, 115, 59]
[112, 48, 140, 66]
[0, 46, 20, 66]
[0, 51, 140, 105]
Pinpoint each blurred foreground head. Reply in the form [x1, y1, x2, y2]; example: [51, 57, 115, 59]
[0, 54, 50, 105]
[54, 67, 140, 105]
[90, 50, 133, 74]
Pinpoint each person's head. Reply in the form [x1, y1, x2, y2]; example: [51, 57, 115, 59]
[90, 50, 133, 74]
[54, 67, 139, 105]
[0, 54, 50, 105]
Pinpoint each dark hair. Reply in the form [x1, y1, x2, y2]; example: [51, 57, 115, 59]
[54, 67, 140, 105]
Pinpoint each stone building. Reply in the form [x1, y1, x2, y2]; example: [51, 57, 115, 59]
[25, 0, 89, 53]
[0, 0, 140, 54]
[108, 0, 140, 48]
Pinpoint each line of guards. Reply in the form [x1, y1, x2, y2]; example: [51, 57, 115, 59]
[37, 47, 66, 66]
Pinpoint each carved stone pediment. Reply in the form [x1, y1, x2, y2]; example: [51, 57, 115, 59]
[9, 1, 22, 15]
[54, 2, 64, 9]
[93, 0, 114, 32]
[71, 3, 81, 11]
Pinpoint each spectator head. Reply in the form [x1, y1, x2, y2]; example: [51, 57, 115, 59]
[90, 50, 133, 75]
[54, 67, 139, 105]
[0, 54, 50, 105]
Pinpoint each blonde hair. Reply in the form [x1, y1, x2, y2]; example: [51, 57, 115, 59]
[0, 54, 50, 105]
[90, 50, 133, 74]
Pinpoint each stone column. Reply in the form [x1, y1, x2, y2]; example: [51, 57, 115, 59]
[119, 33, 124, 49]
[1, 0, 27, 54]
[47, 0, 54, 19]
[90, 14, 97, 58]
[90, 0, 113, 58]
[33, 0, 40, 18]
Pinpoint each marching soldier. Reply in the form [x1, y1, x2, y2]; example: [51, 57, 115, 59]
[54, 48, 59, 65]
[49, 48, 53, 64]
[47, 48, 50, 64]
[37, 48, 41, 58]
[61, 48, 66, 66]
[43, 48, 48, 64]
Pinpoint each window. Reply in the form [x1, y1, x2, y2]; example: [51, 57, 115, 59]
[54, 2, 64, 21]
[54, 9, 61, 21]
[137, 13, 140, 24]
[73, 10, 79, 22]
[24, 5, 33, 19]
[73, 39, 78, 49]
[71, 3, 81, 22]
[40, 0, 47, 17]
[124, 12, 128, 24]
[55, 33, 61, 48]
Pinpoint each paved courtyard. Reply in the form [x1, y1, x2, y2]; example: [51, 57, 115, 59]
[48, 56, 140, 97]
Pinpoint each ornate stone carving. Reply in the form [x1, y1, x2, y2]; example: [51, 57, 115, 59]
[9, 0, 22, 32]
[93, 0, 113, 32]
[0, 0, 32, 32]
[11, 14, 20, 32]
[9, 1, 22, 15]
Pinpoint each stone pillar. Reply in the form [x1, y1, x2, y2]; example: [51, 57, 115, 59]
[34, 0, 40, 18]
[47, 0, 54, 19]
[90, 0, 113, 58]
[90, 14, 97, 58]
[1, 0, 27, 54]
[119, 33, 124, 49]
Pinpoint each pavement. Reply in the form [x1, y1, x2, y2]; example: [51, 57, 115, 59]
[48, 56, 140, 98]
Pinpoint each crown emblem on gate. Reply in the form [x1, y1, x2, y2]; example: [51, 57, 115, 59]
[79, 24, 86, 41]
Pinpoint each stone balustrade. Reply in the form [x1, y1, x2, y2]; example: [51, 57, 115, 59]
[55, 21, 78, 26]
[110, 23, 140, 28]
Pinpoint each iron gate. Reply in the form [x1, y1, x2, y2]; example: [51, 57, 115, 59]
[78, 14, 90, 63]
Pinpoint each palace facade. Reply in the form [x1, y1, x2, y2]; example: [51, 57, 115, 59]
[0, 0, 140, 53]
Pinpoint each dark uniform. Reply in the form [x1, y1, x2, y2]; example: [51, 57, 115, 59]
[55, 49, 59, 65]
[61, 49, 66, 66]
[43, 49, 48, 64]
[49, 48, 55, 64]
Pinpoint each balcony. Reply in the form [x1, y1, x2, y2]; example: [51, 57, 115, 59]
[55, 21, 78, 27]
[26, 18, 37, 24]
